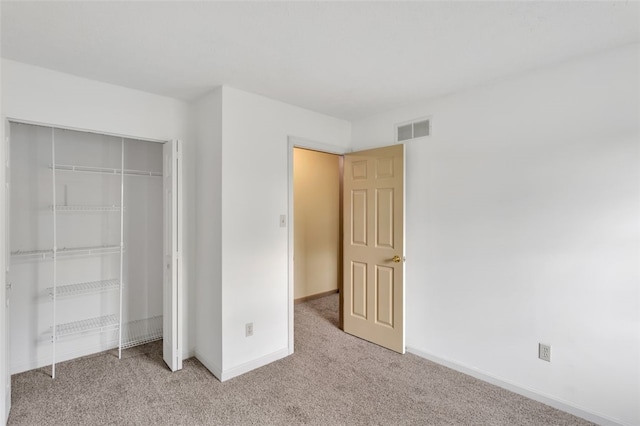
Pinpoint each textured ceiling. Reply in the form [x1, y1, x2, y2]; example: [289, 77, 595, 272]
[2, 1, 638, 120]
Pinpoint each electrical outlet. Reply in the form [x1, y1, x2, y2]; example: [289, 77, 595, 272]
[539, 343, 551, 362]
[245, 322, 254, 337]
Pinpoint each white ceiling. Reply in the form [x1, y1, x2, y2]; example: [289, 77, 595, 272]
[1, 1, 638, 121]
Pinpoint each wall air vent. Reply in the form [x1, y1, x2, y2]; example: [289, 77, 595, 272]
[396, 117, 431, 142]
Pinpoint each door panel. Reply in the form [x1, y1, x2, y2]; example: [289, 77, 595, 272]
[163, 139, 182, 372]
[351, 261, 367, 319]
[351, 191, 367, 245]
[375, 265, 394, 327]
[343, 144, 404, 353]
[376, 188, 394, 248]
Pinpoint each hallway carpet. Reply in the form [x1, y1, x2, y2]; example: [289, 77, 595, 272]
[8, 294, 593, 425]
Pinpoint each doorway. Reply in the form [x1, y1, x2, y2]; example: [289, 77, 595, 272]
[287, 137, 347, 354]
[288, 138, 406, 355]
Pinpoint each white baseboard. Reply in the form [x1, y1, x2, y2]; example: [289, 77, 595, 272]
[406, 346, 627, 426]
[194, 350, 222, 380]
[220, 348, 289, 382]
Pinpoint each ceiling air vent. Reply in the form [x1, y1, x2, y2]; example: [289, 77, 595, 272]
[396, 117, 431, 142]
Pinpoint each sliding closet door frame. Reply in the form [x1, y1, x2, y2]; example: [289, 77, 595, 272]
[2, 118, 11, 422]
[1, 118, 184, 386]
[163, 139, 183, 372]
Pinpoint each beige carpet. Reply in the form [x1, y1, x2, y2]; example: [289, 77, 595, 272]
[8, 294, 593, 425]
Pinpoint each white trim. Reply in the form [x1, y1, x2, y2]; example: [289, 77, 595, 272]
[6, 117, 166, 144]
[406, 346, 628, 426]
[162, 139, 183, 372]
[286, 136, 349, 356]
[401, 146, 406, 353]
[219, 348, 289, 382]
[288, 136, 351, 155]
[1, 117, 9, 423]
[175, 140, 183, 370]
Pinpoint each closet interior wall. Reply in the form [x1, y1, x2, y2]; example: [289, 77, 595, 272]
[8, 122, 164, 374]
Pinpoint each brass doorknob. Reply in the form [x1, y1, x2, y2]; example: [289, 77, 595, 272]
[391, 255, 402, 263]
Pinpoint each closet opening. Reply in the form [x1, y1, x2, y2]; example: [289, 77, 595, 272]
[4, 120, 182, 380]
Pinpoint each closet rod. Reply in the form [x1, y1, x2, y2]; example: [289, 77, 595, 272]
[50, 164, 161, 177]
[10, 245, 122, 262]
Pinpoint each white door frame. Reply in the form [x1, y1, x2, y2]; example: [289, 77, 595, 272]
[286, 136, 349, 354]
[1, 118, 10, 424]
[163, 139, 183, 372]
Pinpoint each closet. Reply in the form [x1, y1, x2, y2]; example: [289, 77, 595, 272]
[7, 121, 181, 377]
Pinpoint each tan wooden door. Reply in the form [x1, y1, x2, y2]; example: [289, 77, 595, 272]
[343, 144, 404, 353]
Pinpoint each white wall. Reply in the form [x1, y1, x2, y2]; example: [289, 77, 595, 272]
[294, 148, 340, 300]
[192, 88, 223, 375]
[219, 86, 350, 378]
[352, 44, 640, 426]
[0, 59, 195, 359]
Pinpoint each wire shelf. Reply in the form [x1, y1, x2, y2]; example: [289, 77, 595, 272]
[47, 315, 163, 348]
[51, 164, 161, 178]
[57, 245, 122, 260]
[52, 205, 124, 212]
[11, 245, 122, 262]
[122, 315, 163, 349]
[48, 279, 120, 298]
[9, 249, 52, 261]
[53, 314, 119, 339]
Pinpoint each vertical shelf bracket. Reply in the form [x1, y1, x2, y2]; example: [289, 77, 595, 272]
[118, 138, 124, 360]
[51, 127, 57, 379]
